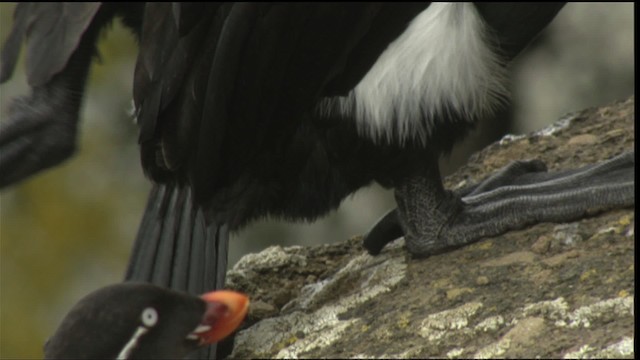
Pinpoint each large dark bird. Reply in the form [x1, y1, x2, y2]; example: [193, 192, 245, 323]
[1, 3, 634, 358]
[44, 282, 249, 359]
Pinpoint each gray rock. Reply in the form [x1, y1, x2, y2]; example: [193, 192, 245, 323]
[227, 97, 635, 359]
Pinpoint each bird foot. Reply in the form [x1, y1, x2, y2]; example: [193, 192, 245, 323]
[364, 151, 635, 256]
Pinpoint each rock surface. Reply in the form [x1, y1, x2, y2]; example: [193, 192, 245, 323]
[226, 97, 635, 359]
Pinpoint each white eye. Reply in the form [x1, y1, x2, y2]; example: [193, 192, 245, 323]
[141, 307, 158, 327]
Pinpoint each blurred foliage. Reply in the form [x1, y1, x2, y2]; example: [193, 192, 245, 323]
[0, 4, 146, 358]
[0, 3, 634, 359]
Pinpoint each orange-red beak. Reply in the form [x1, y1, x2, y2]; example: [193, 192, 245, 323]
[195, 290, 249, 344]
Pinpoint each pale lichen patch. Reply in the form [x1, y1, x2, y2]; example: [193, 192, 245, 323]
[446, 347, 465, 359]
[522, 297, 569, 322]
[534, 112, 575, 137]
[418, 302, 483, 342]
[232, 248, 407, 358]
[552, 223, 583, 247]
[563, 336, 633, 359]
[518, 296, 634, 329]
[564, 296, 633, 329]
[232, 245, 307, 271]
[473, 317, 545, 358]
[473, 337, 510, 359]
[474, 315, 504, 333]
[275, 318, 360, 359]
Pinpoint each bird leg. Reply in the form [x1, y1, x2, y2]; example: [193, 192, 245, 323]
[364, 151, 634, 256]
[0, 13, 102, 189]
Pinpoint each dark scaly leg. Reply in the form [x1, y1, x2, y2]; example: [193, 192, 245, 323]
[364, 151, 634, 256]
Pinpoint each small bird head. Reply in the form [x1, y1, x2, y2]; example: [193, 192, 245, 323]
[43, 282, 249, 359]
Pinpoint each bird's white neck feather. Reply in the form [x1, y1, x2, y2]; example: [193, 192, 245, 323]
[117, 326, 147, 360]
[320, 3, 508, 145]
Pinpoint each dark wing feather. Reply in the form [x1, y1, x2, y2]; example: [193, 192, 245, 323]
[0, 3, 32, 83]
[323, 3, 432, 95]
[475, 3, 566, 61]
[136, 4, 440, 212]
[135, 3, 222, 178]
[190, 4, 389, 205]
[23, 3, 101, 86]
[124, 184, 228, 359]
[189, 3, 267, 202]
[1, 3, 101, 85]
[172, 2, 211, 36]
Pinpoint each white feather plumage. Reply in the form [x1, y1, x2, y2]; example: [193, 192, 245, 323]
[319, 3, 509, 145]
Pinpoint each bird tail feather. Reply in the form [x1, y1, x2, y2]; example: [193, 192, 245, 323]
[124, 183, 228, 359]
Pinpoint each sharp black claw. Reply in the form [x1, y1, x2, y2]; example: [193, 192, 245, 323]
[363, 209, 404, 255]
